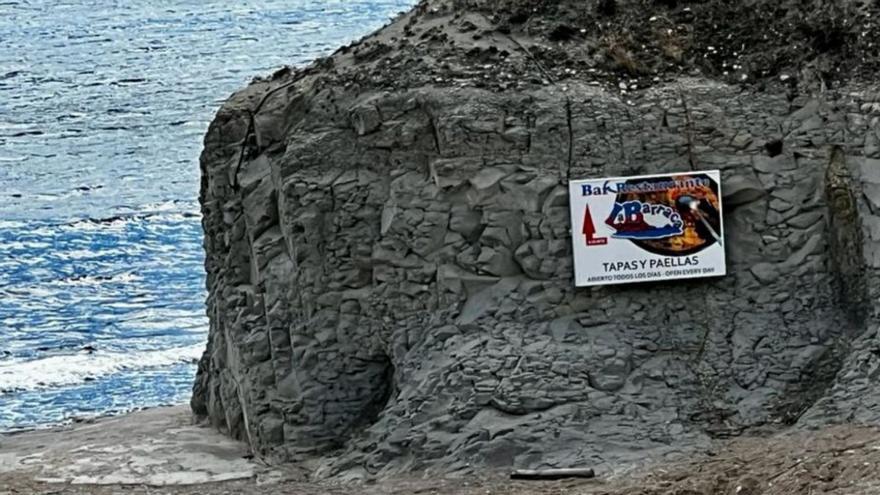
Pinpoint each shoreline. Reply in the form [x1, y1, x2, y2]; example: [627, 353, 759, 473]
[0, 405, 554, 494]
[0, 403, 181, 436]
[3, 405, 880, 494]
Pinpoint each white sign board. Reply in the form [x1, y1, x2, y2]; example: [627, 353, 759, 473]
[568, 170, 726, 287]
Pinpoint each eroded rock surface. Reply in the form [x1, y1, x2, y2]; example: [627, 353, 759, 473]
[193, 0, 880, 480]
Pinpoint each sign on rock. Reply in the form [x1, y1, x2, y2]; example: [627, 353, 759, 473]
[568, 170, 726, 287]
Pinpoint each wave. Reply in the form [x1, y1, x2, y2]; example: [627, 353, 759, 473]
[0, 344, 204, 393]
[61, 209, 200, 231]
[0, 206, 201, 232]
[55, 271, 143, 286]
[118, 199, 200, 216]
[0, 220, 27, 229]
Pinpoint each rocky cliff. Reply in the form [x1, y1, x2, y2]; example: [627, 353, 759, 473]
[192, 0, 880, 480]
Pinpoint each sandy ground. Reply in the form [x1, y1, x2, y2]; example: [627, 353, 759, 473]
[2, 407, 880, 494]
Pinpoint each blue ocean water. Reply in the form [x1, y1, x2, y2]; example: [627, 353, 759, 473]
[0, 0, 416, 430]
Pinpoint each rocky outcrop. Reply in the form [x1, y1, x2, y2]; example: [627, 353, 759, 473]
[192, 0, 880, 480]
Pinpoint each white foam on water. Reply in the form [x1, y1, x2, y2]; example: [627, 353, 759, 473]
[0, 240, 53, 251]
[145, 212, 200, 223]
[54, 272, 144, 287]
[0, 220, 27, 229]
[58, 205, 199, 232]
[120, 200, 200, 218]
[62, 218, 132, 232]
[0, 344, 205, 392]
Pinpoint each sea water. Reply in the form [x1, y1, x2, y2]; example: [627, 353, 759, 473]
[0, 0, 416, 430]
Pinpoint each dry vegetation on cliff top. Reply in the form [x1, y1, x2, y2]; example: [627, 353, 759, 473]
[277, 0, 880, 94]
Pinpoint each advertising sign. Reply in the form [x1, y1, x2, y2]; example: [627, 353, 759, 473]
[568, 170, 726, 287]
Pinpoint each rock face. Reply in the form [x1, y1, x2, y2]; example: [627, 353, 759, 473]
[193, 0, 880, 479]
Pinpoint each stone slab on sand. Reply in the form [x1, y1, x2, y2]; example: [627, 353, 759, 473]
[0, 406, 255, 486]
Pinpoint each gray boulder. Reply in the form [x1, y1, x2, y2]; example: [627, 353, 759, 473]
[192, 0, 880, 480]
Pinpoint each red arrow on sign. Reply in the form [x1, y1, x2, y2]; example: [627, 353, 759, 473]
[583, 205, 608, 246]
